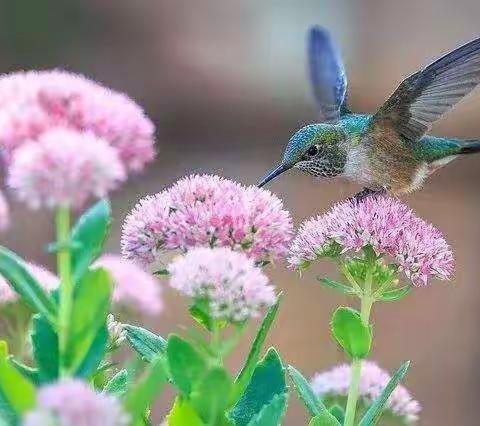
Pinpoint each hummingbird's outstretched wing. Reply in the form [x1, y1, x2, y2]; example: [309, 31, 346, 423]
[307, 26, 348, 122]
[370, 36, 480, 141]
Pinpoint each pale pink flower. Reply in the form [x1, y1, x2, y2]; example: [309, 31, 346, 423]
[289, 196, 454, 286]
[0, 190, 9, 232]
[311, 361, 421, 424]
[94, 254, 162, 315]
[0, 263, 58, 305]
[7, 128, 126, 209]
[121, 174, 293, 267]
[23, 379, 129, 426]
[169, 247, 276, 322]
[0, 70, 155, 171]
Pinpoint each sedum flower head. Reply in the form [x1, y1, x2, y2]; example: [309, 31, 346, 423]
[0, 263, 58, 305]
[0, 191, 9, 232]
[169, 247, 276, 322]
[0, 69, 155, 172]
[121, 174, 293, 267]
[311, 361, 421, 424]
[23, 379, 129, 426]
[94, 254, 163, 316]
[289, 196, 454, 286]
[7, 128, 126, 209]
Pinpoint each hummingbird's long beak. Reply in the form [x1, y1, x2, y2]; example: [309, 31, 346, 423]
[257, 163, 290, 187]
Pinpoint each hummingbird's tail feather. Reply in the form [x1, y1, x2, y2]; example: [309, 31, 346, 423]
[458, 139, 480, 154]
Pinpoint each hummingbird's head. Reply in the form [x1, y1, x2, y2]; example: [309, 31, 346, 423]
[257, 123, 347, 187]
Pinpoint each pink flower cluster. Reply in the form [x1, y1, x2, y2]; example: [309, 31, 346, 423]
[169, 247, 276, 322]
[289, 196, 454, 286]
[0, 263, 58, 305]
[23, 379, 129, 426]
[121, 174, 293, 267]
[0, 191, 9, 232]
[0, 70, 155, 171]
[311, 361, 421, 424]
[7, 129, 125, 209]
[94, 254, 163, 316]
[0, 70, 156, 209]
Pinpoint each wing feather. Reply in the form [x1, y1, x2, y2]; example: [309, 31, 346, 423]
[307, 26, 348, 122]
[371, 36, 480, 141]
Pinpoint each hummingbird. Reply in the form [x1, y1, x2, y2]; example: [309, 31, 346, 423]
[258, 26, 480, 196]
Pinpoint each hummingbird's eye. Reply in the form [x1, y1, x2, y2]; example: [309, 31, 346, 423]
[307, 144, 320, 157]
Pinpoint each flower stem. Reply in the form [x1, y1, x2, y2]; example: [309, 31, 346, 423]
[56, 206, 72, 377]
[211, 321, 223, 366]
[344, 260, 374, 426]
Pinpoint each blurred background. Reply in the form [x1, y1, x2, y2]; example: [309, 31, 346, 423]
[1, 0, 480, 424]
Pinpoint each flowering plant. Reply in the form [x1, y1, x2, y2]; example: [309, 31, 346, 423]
[0, 69, 454, 426]
[287, 196, 453, 426]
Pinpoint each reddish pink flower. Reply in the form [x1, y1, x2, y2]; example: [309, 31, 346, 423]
[289, 196, 454, 286]
[311, 361, 421, 424]
[7, 128, 126, 209]
[121, 174, 293, 267]
[169, 247, 275, 322]
[94, 254, 162, 315]
[0, 70, 155, 172]
[0, 191, 9, 232]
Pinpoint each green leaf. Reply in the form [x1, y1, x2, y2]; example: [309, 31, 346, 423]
[189, 301, 213, 331]
[167, 335, 207, 397]
[0, 246, 56, 322]
[287, 365, 329, 417]
[378, 285, 412, 302]
[0, 346, 36, 415]
[233, 298, 280, 401]
[71, 199, 111, 283]
[308, 413, 342, 426]
[124, 356, 167, 424]
[358, 361, 410, 426]
[229, 348, 286, 426]
[191, 367, 232, 424]
[331, 307, 371, 359]
[65, 268, 111, 374]
[318, 278, 355, 295]
[0, 388, 17, 426]
[246, 393, 288, 426]
[167, 397, 204, 426]
[75, 324, 108, 378]
[31, 314, 59, 382]
[104, 369, 129, 396]
[125, 325, 167, 362]
[329, 405, 345, 424]
[9, 358, 40, 386]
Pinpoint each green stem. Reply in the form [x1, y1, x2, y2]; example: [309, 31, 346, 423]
[344, 358, 362, 426]
[56, 206, 72, 378]
[344, 260, 374, 426]
[211, 322, 223, 366]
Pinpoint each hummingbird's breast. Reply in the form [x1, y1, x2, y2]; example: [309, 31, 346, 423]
[353, 128, 426, 193]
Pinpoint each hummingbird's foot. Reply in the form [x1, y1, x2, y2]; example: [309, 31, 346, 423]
[350, 187, 386, 203]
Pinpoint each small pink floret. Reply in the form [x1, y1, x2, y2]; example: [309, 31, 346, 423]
[311, 361, 421, 423]
[121, 174, 293, 267]
[169, 247, 276, 322]
[289, 196, 454, 286]
[7, 128, 126, 209]
[94, 254, 163, 315]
